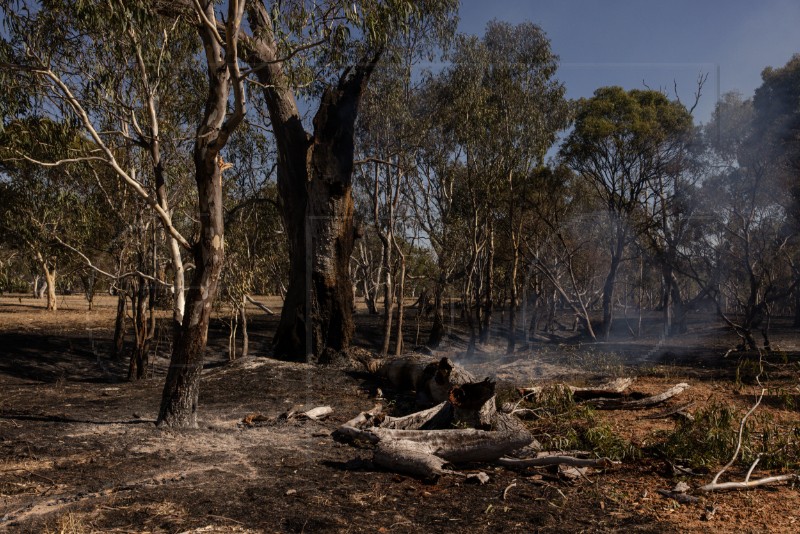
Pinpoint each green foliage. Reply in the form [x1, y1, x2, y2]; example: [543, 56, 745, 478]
[658, 403, 745, 470]
[521, 385, 640, 461]
[657, 402, 800, 471]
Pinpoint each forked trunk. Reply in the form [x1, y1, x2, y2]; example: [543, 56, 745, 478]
[156, 3, 243, 426]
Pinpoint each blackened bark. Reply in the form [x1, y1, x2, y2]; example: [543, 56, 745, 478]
[111, 288, 127, 360]
[427, 277, 446, 348]
[157, 157, 225, 427]
[601, 229, 626, 340]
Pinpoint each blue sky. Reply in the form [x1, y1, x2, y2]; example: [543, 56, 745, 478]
[455, 0, 800, 124]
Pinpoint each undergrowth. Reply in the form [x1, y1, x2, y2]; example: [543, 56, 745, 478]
[656, 403, 800, 471]
[522, 385, 640, 461]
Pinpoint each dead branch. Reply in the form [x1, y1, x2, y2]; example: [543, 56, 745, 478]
[699, 473, 799, 492]
[496, 456, 620, 469]
[700, 350, 798, 491]
[518, 377, 634, 401]
[640, 401, 696, 421]
[588, 383, 690, 410]
[245, 294, 274, 315]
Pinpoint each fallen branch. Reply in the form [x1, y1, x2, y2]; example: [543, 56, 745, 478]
[700, 472, 798, 492]
[640, 401, 696, 421]
[700, 350, 798, 492]
[518, 377, 634, 401]
[496, 456, 620, 469]
[245, 295, 274, 315]
[587, 383, 690, 410]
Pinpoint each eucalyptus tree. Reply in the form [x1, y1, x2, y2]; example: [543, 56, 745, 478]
[412, 21, 569, 352]
[697, 92, 798, 349]
[1, 0, 248, 427]
[523, 164, 602, 340]
[0, 118, 88, 311]
[475, 21, 570, 352]
[561, 87, 693, 340]
[753, 55, 800, 325]
[353, 22, 447, 356]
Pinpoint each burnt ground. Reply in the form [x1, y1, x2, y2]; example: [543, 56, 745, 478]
[1, 295, 800, 533]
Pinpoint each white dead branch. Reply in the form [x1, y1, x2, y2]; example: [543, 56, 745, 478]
[700, 350, 798, 492]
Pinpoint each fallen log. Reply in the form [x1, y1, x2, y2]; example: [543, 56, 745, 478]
[587, 383, 690, 410]
[335, 378, 534, 480]
[518, 377, 634, 401]
[496, 456, 619, 469]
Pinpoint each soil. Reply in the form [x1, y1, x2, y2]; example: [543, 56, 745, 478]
[1, 294, 800, 533]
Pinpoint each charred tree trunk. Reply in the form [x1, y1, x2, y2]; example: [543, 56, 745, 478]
[601, 230, 626, 340]
[480, 221, 494, 344]
[128, 277, 151, 381]
[427, 275, 446, 348]
[111, 287, 127, 360]
[245, 7, 380, 360]
[157, 157, 226, 427]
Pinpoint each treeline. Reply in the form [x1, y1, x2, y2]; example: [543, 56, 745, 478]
[0, 1, 797, 426]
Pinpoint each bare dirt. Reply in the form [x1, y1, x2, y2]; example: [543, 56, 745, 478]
[1, 295, 800, 533]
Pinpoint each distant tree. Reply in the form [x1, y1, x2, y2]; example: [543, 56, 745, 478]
[561, 87, 693, 339]
[0, 118, 87, 311]
[698, 93, 798, 349]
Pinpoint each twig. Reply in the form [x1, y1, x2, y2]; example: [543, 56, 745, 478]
[502, 480, 517, 500]
[245, 294, 275, 315]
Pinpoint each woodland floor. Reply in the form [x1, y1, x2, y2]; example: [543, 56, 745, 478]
[1, 294, 800, 533]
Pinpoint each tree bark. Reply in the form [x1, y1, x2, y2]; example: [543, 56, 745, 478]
[427, 275, 446, 348]
[601, 229, 626, 340]
[43, 267, 56, 311]
[111, 287, 127, 360]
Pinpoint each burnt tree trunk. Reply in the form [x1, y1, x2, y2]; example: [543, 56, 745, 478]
[427, 275, 446, 348]
[601, 229, 626, 340]
[128, 276, 151, 381]
[111, 287, 127, 360]
[246, 3, 380, 360]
